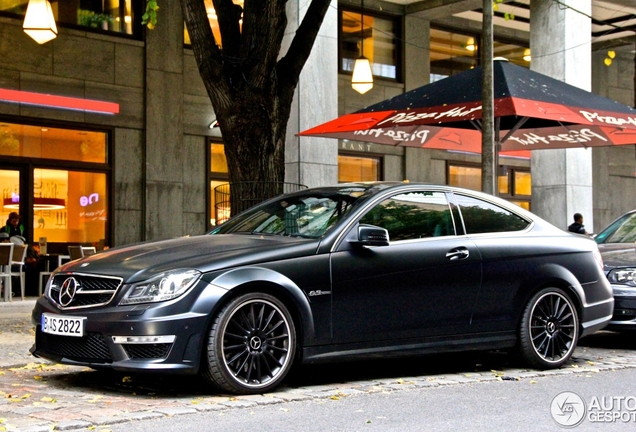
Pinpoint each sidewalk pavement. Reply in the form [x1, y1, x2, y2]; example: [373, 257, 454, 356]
[2, 298, 636, 431]
[0, 297, 43, 368]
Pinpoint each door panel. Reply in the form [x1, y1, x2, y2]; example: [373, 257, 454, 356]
[330, 237, 482, 343]
[329, 190, 482, 344]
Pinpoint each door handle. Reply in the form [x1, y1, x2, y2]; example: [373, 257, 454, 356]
[446, 247, 469, 261]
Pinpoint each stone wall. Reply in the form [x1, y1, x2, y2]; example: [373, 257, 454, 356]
[592, 47, 636, 230]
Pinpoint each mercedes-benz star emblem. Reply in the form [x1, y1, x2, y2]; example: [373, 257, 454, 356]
[59, 277, 80, 307]
[249, 336, 262, 351]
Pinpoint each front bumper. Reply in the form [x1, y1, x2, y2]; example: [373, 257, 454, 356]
[607, 284, 636, 330]
[30, 285, 225, 374]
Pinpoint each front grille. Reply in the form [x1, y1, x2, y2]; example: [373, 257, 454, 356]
[49, 273, 123, 310]
[36, 328, 112, 363]
[123, 343, 173, 360]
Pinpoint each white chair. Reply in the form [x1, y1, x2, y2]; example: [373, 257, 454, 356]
[0, 243, 14, 302]
[39, 254, 69, 297]
[81, 246, 97, 256]
[10, 244, 27, 301]
[68, 245, 84, 260]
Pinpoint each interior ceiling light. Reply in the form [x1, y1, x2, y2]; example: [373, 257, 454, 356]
[351, 0, 373, 94]
[23, 0, 58, 45]
[465, 37, 476, 52]
[4, 197, 66, 210]
[523, 49, 531, 62]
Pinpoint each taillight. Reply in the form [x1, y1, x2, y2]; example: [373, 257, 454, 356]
[593, 248, 604, 272]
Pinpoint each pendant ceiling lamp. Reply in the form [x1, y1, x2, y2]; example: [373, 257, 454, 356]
[351, 0, 373, 94]
[23, 0, 58, 45]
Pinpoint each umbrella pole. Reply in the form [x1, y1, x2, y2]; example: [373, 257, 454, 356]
[481, 0, 496, 195]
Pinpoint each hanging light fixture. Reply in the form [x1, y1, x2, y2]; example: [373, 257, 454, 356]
[523, 48, 531, 62]
[351, 0, 373, 94]
[465, 37, 476, 52]
[23, 0, 58, 45]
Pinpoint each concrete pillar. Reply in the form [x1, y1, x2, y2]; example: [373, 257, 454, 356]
[529, 0, 594, 232]
[403, 15, 432, 183]
[404, 15, 430, 92]
[285, 0, 339, 188]
[145, 1, 185, 240]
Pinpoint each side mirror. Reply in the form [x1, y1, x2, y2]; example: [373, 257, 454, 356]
[351, 224, 390, 247]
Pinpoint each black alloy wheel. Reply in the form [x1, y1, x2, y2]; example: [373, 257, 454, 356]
[203, 292, 296, 394]
[519, 288, 579, 369]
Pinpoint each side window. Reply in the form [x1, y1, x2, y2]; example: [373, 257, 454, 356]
[359, 191, 455, 241]
[455, 195, 529, 234]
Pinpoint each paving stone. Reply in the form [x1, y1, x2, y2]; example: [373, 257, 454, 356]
[268, 391, 313, 402]
[192, 403, 229, 412]
[239, 394, 285, 405]
[153, 406, 199, 416]
[121, 411, 165, 421]
[216, 399, 259, 408]
[52, 419, 93, 430]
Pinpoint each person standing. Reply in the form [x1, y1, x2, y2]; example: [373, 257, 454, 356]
[4, 212, 25, 239]
[568, 213, 589, 235]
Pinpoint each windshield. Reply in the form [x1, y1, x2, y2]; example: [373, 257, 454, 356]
[210, 190, 364, 238]
[595, 212, 636, 244]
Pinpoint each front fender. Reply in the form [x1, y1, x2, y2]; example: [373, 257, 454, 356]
[208, 267, 315, 343]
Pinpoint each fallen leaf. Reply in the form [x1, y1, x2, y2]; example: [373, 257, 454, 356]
[122, 376, 133, 383]
[330, 395, 340, 400]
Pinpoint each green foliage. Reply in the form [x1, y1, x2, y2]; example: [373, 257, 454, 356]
[460, 206, 527, 233]
[361, 201, 452, 241]
[142, 0, 159, 30]
[77, 9, 113, 28]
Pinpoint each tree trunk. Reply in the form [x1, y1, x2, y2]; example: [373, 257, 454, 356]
[181, 0, 331, 216]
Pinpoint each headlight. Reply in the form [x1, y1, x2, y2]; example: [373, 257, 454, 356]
[119, 269, 201, 305]
[607, 268, 636, 287]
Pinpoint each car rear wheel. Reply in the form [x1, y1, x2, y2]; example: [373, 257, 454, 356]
[202, 292, 296, 394]
[518, 288, 579, 369]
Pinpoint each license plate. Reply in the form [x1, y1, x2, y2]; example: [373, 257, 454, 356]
[41, 313, 86, 337]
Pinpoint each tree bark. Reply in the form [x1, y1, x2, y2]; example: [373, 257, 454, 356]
[181, 0, 331, 215]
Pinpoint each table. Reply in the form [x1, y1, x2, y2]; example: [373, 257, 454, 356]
[39, 254, 70, 296]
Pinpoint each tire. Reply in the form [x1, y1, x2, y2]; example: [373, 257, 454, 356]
[202, 292, 296, 394]
[518, 287, 579, 369]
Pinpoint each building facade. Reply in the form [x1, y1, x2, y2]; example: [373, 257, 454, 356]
[0, 0, 634, 275]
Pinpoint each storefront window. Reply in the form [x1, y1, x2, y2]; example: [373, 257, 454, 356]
[32, 169, 108, 246]
[430, 28, 478, 82]
[339, 9, 400, 80]
[209, 142, 229, 227]
[0, 121, 110, 251]
[0, 122, 107, 163]
[0, 0, 140, 37]
[338, 154, 381, 182]
[430, 28, 530, 82]
[184, 0, 243, 46]
[448, 163, 531, 210]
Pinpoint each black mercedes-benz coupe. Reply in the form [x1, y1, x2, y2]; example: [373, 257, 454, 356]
[32, 182, 613, 394]
[595, 209, 636, 330]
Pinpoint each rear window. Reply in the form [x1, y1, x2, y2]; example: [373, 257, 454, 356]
[455, 195, 529, 234]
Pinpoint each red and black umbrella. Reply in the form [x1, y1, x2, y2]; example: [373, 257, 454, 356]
[299, 59, 636, 155]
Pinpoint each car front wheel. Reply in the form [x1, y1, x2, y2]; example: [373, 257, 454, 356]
[202, 292, 296, 394]
[518, 288, 579, 369]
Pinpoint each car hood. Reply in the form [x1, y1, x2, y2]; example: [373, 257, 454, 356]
[57, 234, 318, 283]
[598, 243, 636, 270]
